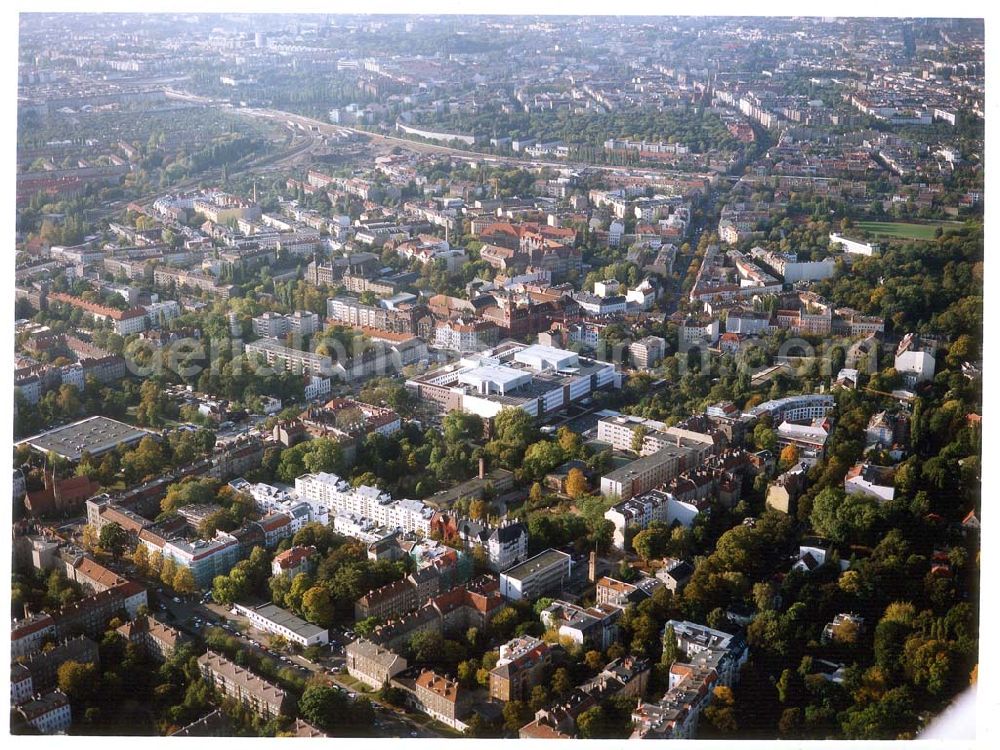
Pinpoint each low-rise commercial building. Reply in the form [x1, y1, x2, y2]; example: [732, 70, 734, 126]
[233, 602, 328, 647]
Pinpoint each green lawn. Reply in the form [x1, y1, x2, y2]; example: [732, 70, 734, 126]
[855, 221, 959, 241]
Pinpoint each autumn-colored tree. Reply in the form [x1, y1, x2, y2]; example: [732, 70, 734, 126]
[565, 468, 588, 499]
[779, 444, 800, 469]
[131, 544, 149, 576]
[160, 557, 178, 588]
[173, 567, 197, 595]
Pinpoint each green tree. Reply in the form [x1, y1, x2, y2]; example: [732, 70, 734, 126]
[98, 522, 129, 560]
[502, 700, 531, 734]
[58, 660, 99, 702]
[301, 586, 335, 628]
[662, 624, 680, 666]
[577, 706, 610, 739]
[551, 666, 573, 697]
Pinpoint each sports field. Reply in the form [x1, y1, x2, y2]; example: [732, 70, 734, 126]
[855, 221, 959, 241]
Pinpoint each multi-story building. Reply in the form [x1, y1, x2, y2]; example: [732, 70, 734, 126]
[631, 621, 748, 739]
[16, 690, 71, 734]
[52, 581, 147, 640]
[355, 568, 441, 621]
[198, 651, 291, 719]
[499, 549, 572, 601]
[142, 531, 241, 589]
[487, 522, 529, 572]
[244, 338, 332, 377]
[10, 613, 56, 658]
[580, 656, 652, 701]
[116, 615, 186, 662]
[630, 336, 667, 370]
[595, 575, 665, 607]
[539, 600, 622, 650]
[604, 489, 706, 551]
[744, 394, 835, 423]
[11, 663, 33, 705]
[865, 411, 909, 449]
[894, 333, 936, 387]
[600, 444, 699, 501]
[433, 319, 500, 353]
[490, 635, 554, 702]
[22, 636, 98, 691]
[252, 311, 290, 338]
[271, 546, 316, 579]
[46, 292, 148, 335]
[293, 473, 434, 538]
[829, 233, 878, 256]
[153, 267, 235, 298]
[656, 558, 695, 593]
[406, 341, 618, 420]
[345, 638, 408, 689]
[410, 670, 470, 731]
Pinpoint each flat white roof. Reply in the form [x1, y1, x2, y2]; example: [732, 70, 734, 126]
[458, 365, 531, 391]
[514, 344, 579, 372]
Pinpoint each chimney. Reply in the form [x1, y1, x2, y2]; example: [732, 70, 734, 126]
[23, 603, 31, 619]
[588, 551, 597, 583]
[479, 458, 486, 480]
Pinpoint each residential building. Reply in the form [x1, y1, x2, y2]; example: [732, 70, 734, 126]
[844, 463, 896, 503]
[16, 690, 71, 734]
[11, 613, 56, 658]
[595, 575, 665, 607]
[894, 333, 936, 386]
[744, 394, 834, 423]
[252, 311, 290, 338]
[604, 489, 703, 551]
[198, 651, 291, 719]
[600, 444, 699, 501]
[244, 338, 332, 377]
[11, 663, 34, 707]
[489, 636, 553, 701]
[630, 336, 667, 370]
[822, 613, 866, 644]
[52, 581, 147, 640]
[632, 621, 748, 739]
[655, 559, 695, 593]
[22, 636, 98, 691]
[487, 522, 529, 572]
[271, 546, 316, 579]
[116, 615, 186, 662]
[539, 600, 622, 650]
[765, 463, 809, 515]
[580, 656, 652, 701]
[345, 638, 408, 689]
[410, 669, 470, 731]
